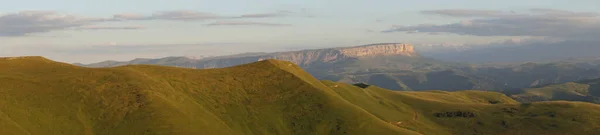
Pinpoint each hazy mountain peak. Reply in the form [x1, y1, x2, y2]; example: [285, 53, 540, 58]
[338, 43, 417, 57]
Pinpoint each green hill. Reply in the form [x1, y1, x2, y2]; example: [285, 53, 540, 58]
[0, 56, 418, 135]
[2, 56, 600, 134]
[324, 82, 600, 134]
[507, 78, 600, 103]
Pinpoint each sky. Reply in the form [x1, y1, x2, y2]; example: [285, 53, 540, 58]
[1, 0, 599, 63]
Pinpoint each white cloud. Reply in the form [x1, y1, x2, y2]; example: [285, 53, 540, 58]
[384, 9, 600, 40]
[0, 9, 305, 37]
[0, 11, 143, 36]
[112, 11, 221, 21]
[74, 25, 145, 30]
[420, 9, 509, 17]
[235, 10, 293, 18]
[206, 21, 291, 26]
[148, 10, 222, 21]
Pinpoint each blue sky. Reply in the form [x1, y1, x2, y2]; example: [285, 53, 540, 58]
[1, 0, 599, 63]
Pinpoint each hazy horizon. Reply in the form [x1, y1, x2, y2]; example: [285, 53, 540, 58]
[2, 0, 600, 63]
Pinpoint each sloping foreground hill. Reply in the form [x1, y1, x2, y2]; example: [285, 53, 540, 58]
[0, 56, 416, 135]
[1, 57, 600, 135]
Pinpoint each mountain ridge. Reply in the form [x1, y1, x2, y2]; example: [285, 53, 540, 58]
[424, 40, 600, 63]
[506, 78, 600, 103]
[75, 42, 600, 93]
[83, 43, 418, 68]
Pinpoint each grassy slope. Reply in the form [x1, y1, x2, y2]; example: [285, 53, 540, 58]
[2, 57, 600, 135]
[508, 77, 600, 103]
[323, 81, 600, 135]
[0, 57, 417, 135]
[510, 83, 590, 102]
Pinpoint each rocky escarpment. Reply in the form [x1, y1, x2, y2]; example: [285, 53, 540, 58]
[84, 43, 418, 68]
[339, 43, 416, 57]
[224, 43, 417, 67]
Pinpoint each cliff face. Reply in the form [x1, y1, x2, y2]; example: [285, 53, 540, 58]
[339, 43, 416, 57]
[199, 43, 418, 68]
[262, 49, 345, 66]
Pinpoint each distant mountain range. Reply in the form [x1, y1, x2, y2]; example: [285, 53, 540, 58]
[79, 43, 600, 91]
[82, 43, 419, 68]
[422, 40, 600, 63]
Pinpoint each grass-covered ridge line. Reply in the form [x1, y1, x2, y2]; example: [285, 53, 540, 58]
[1, 56, 600, 135]
[507, 78, 600, 104]
[0, 56, 417, 135]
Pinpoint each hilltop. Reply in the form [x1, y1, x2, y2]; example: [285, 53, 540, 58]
[2, 56, 600, 134]
[0, 56, 418, 135]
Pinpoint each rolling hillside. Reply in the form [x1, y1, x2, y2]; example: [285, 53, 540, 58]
[0, 56, 417, 135]
[507, 78, 600, 103]
[2, 56, 600, 134]
[325, 82, 600, 135]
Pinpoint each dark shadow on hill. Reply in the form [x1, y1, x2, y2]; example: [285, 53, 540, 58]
[502, 88, 526, 95]
[353, 83, 371, 88]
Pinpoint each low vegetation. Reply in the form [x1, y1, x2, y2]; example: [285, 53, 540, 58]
[1, 56, 600, 134]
